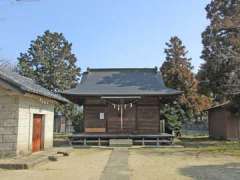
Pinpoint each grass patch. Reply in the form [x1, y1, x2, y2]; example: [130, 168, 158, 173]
[134, 136, 240, 157]
[178, 136, 240, 156]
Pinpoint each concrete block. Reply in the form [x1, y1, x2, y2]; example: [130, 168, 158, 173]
[2, 119, 17, 127]
[0, 143, 16, 151]
[0, 126, 17, 135]
[3, 135, 17, 143]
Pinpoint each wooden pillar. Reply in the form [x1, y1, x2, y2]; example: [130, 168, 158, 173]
[160, 120, 165, 133]
[158, 100, 161, 133]
[135, 104, 138, 133]
[156, 137, 160, 146]
[106, 104, 109, 133]
[120, 104, 123, 130]
[98, 137, 101, 146]
[83, 104, 86, 133]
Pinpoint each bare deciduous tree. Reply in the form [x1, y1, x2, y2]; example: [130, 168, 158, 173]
[0, 59, 16, 71]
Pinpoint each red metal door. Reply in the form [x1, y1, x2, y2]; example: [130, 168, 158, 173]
[32, 114, 43, 152]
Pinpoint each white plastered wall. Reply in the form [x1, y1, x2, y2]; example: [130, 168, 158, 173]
[17, 95, 55, 155]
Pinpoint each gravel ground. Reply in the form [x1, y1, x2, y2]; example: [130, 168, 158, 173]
[129, 149, 240, 180]
[1, 146, 240, 180]
[0, 148, 112, 180]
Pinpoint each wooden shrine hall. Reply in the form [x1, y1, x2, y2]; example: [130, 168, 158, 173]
[62, 68, 181, 146]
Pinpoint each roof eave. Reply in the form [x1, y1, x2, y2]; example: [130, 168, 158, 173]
[0, 75, 69, 104]
[61, 92, 182, 97]
[205, 101, 230, 111]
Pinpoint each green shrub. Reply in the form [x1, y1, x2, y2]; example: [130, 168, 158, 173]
[72, 112, 84, 133]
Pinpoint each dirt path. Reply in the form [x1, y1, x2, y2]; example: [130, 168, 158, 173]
[1, 147, 240, 180]
[129, 149, 240, 180]
[0, 149, 111, 180]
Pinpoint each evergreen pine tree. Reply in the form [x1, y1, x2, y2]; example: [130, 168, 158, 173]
[17, 30, 81, 132]
[18, 30, 80, 93]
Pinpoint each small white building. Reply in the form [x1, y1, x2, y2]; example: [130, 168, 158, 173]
[0, 68, 68, 157]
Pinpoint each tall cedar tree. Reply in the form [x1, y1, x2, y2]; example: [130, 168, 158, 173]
[17, 31, 81, 129]
[161, 37, 211, 120]
[18, 30, 80, 92]
[198, 0, 240, 102]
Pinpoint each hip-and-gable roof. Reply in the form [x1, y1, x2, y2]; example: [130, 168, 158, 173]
[63, 68, 182, 96]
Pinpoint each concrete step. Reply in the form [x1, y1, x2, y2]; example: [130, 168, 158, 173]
[0, 148, 72, 170]
[109, 139, 133, 147]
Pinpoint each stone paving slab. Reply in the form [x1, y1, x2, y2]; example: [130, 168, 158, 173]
[109, 139, 133, 147]
[100, 147, 129, 180]
[0, 147, 72, 170]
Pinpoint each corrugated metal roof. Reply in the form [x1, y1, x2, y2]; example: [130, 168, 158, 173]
[0, 68, 68, 103]
[63, 68, 182, 96]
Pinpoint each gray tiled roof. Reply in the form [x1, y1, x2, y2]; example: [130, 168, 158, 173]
[0, 68, 68, 103]
[63, 68, 182, 96]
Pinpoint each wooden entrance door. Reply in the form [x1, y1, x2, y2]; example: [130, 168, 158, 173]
[32, 114, 43, 152]
[107, 105, 136, 133]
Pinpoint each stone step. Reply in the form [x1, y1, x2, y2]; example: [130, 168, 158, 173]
[109, 139, 133, 147]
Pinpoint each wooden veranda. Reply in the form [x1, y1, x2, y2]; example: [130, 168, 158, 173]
[69, 133, 174, 146]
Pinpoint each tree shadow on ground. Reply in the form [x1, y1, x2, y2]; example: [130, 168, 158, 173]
[179, 163, 240, 180]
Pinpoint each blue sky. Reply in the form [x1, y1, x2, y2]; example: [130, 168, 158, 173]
[0, 0, 210, 72]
